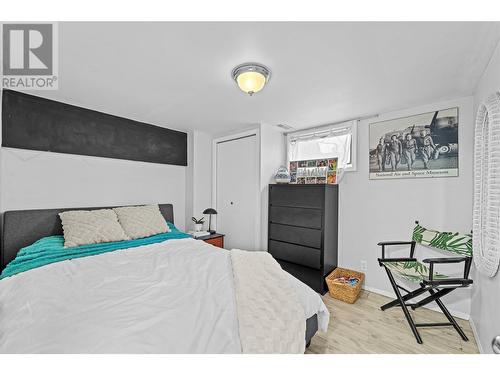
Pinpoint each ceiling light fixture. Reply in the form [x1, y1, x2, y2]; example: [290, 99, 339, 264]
[231, 62, 271, 96]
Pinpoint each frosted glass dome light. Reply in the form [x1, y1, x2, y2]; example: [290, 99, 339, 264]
[231, 63, 271, 96]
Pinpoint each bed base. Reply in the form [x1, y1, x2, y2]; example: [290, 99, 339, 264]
[305, 314, 318, 348]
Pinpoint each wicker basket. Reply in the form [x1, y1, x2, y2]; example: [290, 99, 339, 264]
[325, 267, 364, 304]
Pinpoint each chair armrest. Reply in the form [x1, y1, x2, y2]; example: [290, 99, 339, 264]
[422, 257, 467, 264]
[422, 256, 473, 281]
[377, 241, 416, 258]
[377, 241, 415, 246]
[378, 257, 417, 263]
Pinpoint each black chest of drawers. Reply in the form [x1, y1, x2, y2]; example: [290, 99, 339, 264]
[268, 184, 338, 294]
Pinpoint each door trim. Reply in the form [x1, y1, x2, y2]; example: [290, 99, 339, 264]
[212, 128, 261, 250]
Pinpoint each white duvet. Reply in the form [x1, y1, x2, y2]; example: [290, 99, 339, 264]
[0, 238, 329, 353]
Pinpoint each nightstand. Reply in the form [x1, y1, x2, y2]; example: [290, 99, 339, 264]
[197, 233, 225, 248]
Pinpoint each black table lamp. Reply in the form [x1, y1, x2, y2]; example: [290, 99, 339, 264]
[203, 208, 218, 234]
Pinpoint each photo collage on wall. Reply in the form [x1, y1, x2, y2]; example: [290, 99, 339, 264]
[289, 158, 338, 184]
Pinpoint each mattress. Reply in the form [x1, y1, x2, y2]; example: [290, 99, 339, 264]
[0, 237, 329, 353]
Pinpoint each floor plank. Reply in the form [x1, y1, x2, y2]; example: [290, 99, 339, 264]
[306, 290, 479, 354]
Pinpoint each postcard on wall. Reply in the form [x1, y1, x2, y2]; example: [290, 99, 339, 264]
[289, 158, 337, 184]
[369, 107, 459, 180]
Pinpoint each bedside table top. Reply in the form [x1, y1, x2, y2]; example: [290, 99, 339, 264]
[195, 233, 225, 241]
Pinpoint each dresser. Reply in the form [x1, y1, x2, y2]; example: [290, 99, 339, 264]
[268, 184, 338, 294]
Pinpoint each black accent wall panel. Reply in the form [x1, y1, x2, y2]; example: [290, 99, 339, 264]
[1, 90, 187, 166]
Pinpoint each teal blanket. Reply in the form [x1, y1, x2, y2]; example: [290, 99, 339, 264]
[0, 223, 191, 279]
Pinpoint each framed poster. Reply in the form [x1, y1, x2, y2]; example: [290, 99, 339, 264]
[290, 158, 337, 184]
[369, 107, 459, 180]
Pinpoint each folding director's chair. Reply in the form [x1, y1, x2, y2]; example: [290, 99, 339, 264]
[377, 221, 473, 344]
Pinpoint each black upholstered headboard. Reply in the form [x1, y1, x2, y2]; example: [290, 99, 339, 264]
[0, 204, 174, 271]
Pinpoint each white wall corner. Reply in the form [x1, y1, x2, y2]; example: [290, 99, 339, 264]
[185, 130, 194, 230]
[191, 129, 213, 232]
[259, 123, 286, 250]
[468, 317, 485, 354]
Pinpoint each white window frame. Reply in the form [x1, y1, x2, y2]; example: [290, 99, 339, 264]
[285, 120, 358, 172]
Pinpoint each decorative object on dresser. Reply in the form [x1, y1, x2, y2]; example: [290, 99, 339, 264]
[197, 233, 225, 249]
[268, 184, 338, 294]
[274, 166, 291, 184]
[203, 208, 218, 234]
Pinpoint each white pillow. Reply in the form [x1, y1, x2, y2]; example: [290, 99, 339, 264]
[113, 204, 170, 240]
[59, 209, 129, 248]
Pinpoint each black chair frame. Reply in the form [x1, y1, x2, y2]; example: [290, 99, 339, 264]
[377, 238, 473, 344]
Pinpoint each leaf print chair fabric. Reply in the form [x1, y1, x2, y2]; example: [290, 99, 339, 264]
[377, 222, 473, 344]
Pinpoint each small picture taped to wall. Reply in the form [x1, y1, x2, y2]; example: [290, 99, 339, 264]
[328, 158, 337, 171]
[317, 177, 326, 184]
[327, 172, 337, 184]
[317, 159, 328, 167]
[369, 107, 459, 180]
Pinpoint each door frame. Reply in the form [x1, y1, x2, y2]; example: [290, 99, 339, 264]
[212, 128, 261, 250]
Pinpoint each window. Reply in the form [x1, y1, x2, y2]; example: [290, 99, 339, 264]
[286, 120, 357, 170]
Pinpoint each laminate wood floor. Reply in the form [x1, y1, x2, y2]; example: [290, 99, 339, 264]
[306, 290, 479, 354]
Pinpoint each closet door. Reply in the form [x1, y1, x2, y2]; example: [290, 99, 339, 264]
[216, 134, 259, 250]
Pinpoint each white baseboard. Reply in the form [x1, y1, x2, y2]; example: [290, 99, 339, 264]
[362, 285, 470, 320]
[468, 317, 484, 354]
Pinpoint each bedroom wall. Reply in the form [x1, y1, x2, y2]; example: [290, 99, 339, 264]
[0, 148, 188, 230]
[259, 124, 286, 250]
[191, 130, 213, 231]
[338, 96, 474, 319]
[0, 92, 188, 231]
[185, 130, 195, 230]
[470, 39, 500, 354]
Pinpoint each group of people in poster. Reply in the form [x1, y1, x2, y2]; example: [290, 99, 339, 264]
[289, 158, 337, 184]
[375, 129, 437, 172]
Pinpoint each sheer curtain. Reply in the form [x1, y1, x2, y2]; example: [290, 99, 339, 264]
[287, 121, 355, 169]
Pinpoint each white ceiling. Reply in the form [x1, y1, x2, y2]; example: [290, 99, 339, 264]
[30, 22, 500, 135]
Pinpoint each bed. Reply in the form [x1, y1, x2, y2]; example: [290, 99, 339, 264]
[0, 204, 328, 353]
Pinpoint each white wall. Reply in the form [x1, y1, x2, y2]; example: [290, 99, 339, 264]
[185, 130, 194, 230]
[259, 124, 285, 250]
[339, 96, 474, 319]
[191, 130, 213, 231]
[0, 148, 187, 230]
[470, 39, 500, 354]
